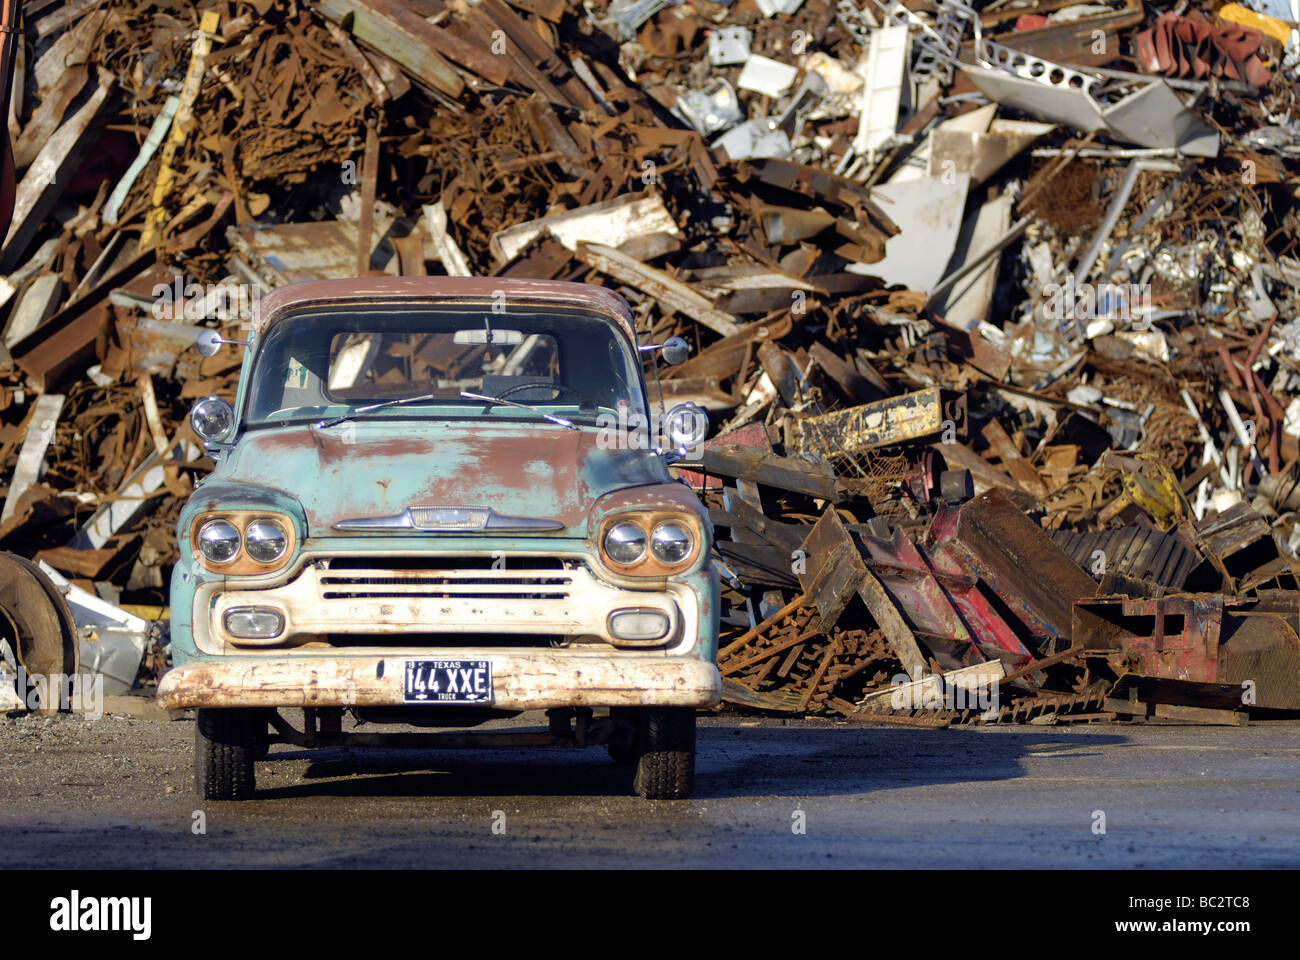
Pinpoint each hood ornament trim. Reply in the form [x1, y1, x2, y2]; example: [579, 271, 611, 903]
[333, 506, 564, 533]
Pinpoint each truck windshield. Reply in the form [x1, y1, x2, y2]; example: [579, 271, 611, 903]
[245, 304, 648, 427]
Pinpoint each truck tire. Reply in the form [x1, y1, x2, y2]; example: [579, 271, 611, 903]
[195, 708, 261, 801]
[632, 708, 695, 799]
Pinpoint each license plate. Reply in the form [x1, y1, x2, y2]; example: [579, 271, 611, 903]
[403, 659, 492, 704]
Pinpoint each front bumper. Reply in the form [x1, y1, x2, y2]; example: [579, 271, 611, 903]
[157, 652, 721, 711]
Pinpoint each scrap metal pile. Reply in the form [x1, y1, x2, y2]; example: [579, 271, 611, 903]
[1, 0, 1300, 722]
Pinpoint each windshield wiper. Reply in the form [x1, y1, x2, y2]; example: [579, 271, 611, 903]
[459, 391, 578, 430]
[314, 393, 438, 430]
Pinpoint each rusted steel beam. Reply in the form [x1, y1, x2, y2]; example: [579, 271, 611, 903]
[719, 488, 805, 554]
[357, 122, 380, 277]
[795, 509, 928, 679]
[798, 509, 868, 632]
[930, 489, 1097, 653]
[702, 444, 840, 500]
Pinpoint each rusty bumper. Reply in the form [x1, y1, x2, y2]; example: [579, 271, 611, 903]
[157, 653, 721, 711]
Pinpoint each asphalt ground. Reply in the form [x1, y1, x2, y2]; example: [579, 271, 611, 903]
[1, 710, 1296, 870]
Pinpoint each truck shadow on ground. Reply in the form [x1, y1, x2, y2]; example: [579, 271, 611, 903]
[251, 724, 1133, 801]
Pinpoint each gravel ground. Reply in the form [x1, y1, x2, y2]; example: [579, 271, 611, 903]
[1, 709, 1297, 869]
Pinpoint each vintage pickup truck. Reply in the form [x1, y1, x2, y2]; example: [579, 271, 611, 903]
[159, 276, 720, 800]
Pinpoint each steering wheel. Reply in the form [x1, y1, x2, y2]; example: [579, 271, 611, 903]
[495, 382, 591, 406]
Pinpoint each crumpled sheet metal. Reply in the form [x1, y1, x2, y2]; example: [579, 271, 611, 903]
[964, 40, 1220, 156]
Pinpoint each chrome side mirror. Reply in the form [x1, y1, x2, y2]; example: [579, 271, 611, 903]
[195, 328, 250, 357]
[659, 336, 690, 366]
[663, 401, 708, 450]
[190, 395, 234, 443]
[639, 336, 691, 366]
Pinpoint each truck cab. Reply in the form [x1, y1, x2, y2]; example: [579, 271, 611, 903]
[160, 276, 720, 799]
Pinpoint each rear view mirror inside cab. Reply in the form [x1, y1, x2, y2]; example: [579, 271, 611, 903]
[453, 327, 524, 345]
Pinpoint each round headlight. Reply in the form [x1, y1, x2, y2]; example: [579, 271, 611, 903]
[604, 521, 647, 565]
[197, 519, 241, 564]
[651, 521, 693, 564]
[244, 519, 289, 564]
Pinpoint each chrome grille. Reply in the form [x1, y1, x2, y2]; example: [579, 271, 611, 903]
[317, 556, 575, 601]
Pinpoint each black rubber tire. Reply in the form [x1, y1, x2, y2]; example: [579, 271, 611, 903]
[608, 741, 635, 766]
[632, 708, 696, 799]
[195, 709, 261, 801]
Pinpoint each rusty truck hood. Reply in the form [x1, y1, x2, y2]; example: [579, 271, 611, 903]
[214, 421, 671, 537]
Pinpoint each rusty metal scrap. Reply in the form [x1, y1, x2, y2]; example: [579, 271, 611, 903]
[0, 0, 1299, 723]
[1075, 593, 1300, 711]
[787, 387, 967, 459]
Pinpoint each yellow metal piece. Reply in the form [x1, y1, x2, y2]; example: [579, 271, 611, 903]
[139, 10, 221, 250]
[1217, 3, 1293, 46]
[1098, 453, 1192, 530]
[120, 604, 170, 621]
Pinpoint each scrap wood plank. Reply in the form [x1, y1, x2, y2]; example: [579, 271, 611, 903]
[576, 242, 742, 338]
[1, 393, 63, 523]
